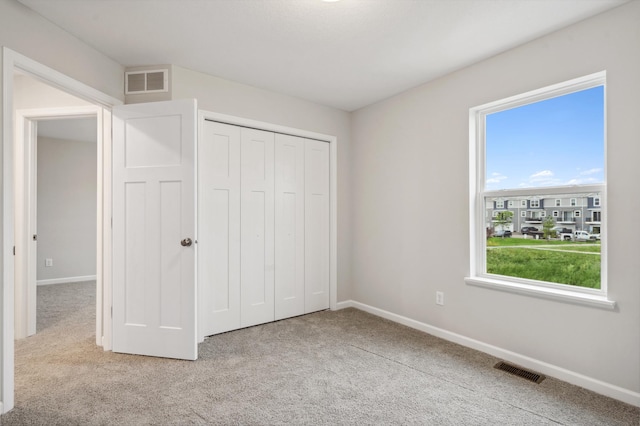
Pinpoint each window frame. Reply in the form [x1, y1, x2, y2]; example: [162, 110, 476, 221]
[466, 71, 614, 310]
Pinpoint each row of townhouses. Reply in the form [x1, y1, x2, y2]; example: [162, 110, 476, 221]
[486, 195, 602, 235]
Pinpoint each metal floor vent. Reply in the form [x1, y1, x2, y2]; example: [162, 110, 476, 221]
[494, 361, 546, 384]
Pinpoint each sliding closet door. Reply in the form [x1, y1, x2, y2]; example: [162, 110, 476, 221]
[274, 134, 305, 320]
[198, 121, 241, 337]
[305, 140, 330, 313]
[241, 129, 275, 328]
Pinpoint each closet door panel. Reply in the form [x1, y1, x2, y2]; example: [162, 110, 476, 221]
[241, 128, 275, 328]
[274, 134, 305, 320]
[305, 140, 330, 313]
[198, 121, 241, 337]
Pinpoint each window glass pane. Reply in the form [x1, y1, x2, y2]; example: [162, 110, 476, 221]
[485, 193, 601, 289]
[485, 86, 604, 191]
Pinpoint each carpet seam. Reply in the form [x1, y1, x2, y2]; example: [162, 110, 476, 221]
[347, 343, 566, 425]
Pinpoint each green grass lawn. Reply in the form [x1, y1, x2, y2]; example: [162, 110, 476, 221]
[486, 241, 601, 289]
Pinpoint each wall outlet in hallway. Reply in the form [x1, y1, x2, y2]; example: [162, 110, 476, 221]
[45, 258, 53, 267]
[436, 291, 444, 306]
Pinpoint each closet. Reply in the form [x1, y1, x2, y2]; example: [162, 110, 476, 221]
[198, 120, 330, 338]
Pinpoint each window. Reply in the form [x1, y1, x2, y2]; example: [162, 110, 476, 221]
[496, 200, 504, 209]
[508, 200, 514, 208]
[594, 197, 601, 207]
[468, 72, 611, 309]
[521, 200, 527, 207]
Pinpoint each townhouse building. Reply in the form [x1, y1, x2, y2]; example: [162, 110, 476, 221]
[487, 195, 602, 235]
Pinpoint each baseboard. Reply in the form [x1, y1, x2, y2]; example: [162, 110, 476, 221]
[335, 300, 354, 310]
[37, 275, 96, 286]
[337, 299, 640, 407]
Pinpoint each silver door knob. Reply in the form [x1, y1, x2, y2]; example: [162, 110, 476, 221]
[181, 238, 193, 247]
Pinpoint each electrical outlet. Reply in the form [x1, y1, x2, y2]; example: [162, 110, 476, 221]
[436, 291, 444, 306]
[45, 258, 53, 267]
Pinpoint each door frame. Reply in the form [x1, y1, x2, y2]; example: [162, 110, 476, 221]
[2, 47, 121, 413]
[14, 106, 102, 340]
[197, 110, 338, 341]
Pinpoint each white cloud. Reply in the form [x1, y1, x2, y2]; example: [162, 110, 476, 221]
[579, 168, 603, 176]
[530, 170, 554, 179]
[486, 173, 507, 184]
[565, 177, 599, 185]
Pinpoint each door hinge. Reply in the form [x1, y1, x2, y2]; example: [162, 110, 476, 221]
[33, 234, 37, 241]
[13, 246, 15, 256]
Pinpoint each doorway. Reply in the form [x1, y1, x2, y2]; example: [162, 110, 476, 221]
[2, 47, 120, 413]
[35, 117, 98, 331]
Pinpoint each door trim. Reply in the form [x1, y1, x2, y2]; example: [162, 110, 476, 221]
[2, 47, 121, 413]
[197, 110, 338, 341]
[15, 106, 102, 340]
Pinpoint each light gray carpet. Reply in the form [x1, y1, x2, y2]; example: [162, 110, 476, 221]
[1, 281, 638, 425]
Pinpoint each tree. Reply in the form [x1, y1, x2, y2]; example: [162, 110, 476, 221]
[543, 216, 555, 239]
[493, 211, 513, 237]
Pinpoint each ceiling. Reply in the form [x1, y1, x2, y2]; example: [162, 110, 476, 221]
[18, 0, 627, 111]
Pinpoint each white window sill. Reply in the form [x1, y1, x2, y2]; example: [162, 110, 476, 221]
[464, 276, 617, 310]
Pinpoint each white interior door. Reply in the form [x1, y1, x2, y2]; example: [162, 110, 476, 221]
[112, 99, 197, 360]
[274, 134, 305, 320]
[305, 140, 330, 313]
[240, 128, 275, 328]
[198, 120, 241, 337]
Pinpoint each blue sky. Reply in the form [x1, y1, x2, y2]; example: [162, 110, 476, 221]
[485, 86, 604, 190]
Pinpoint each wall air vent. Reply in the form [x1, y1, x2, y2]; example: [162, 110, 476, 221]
[494, 361, 546, 384]
[125, 69, 168, 94]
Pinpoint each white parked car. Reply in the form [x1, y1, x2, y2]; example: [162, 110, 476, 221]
[573, 230, 597, 242]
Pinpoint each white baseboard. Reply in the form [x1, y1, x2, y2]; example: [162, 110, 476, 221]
[37, 275, 96, 286]
[336, 299, 640, 407]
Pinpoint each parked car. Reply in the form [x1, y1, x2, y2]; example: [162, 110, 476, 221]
[552, 227, 573, 234]
[521, 227, 539, 234]
[573, 230, 598, 242]
[493, 229, 512, 238]
[553, 227, 574, 240]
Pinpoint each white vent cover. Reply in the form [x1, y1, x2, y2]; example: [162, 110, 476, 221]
[125, 69, 168, 94]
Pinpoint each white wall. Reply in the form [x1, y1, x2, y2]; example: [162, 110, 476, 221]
[350, 1, 639, 402]
[13, 74, 93, 110]
[171, 66, 352, 302]
[0, 1, 123, 101]
[36, 136, 96, 282]
[0, 0, 124, 410]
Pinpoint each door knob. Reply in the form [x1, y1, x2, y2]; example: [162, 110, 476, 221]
[181, 238, 193, 247]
